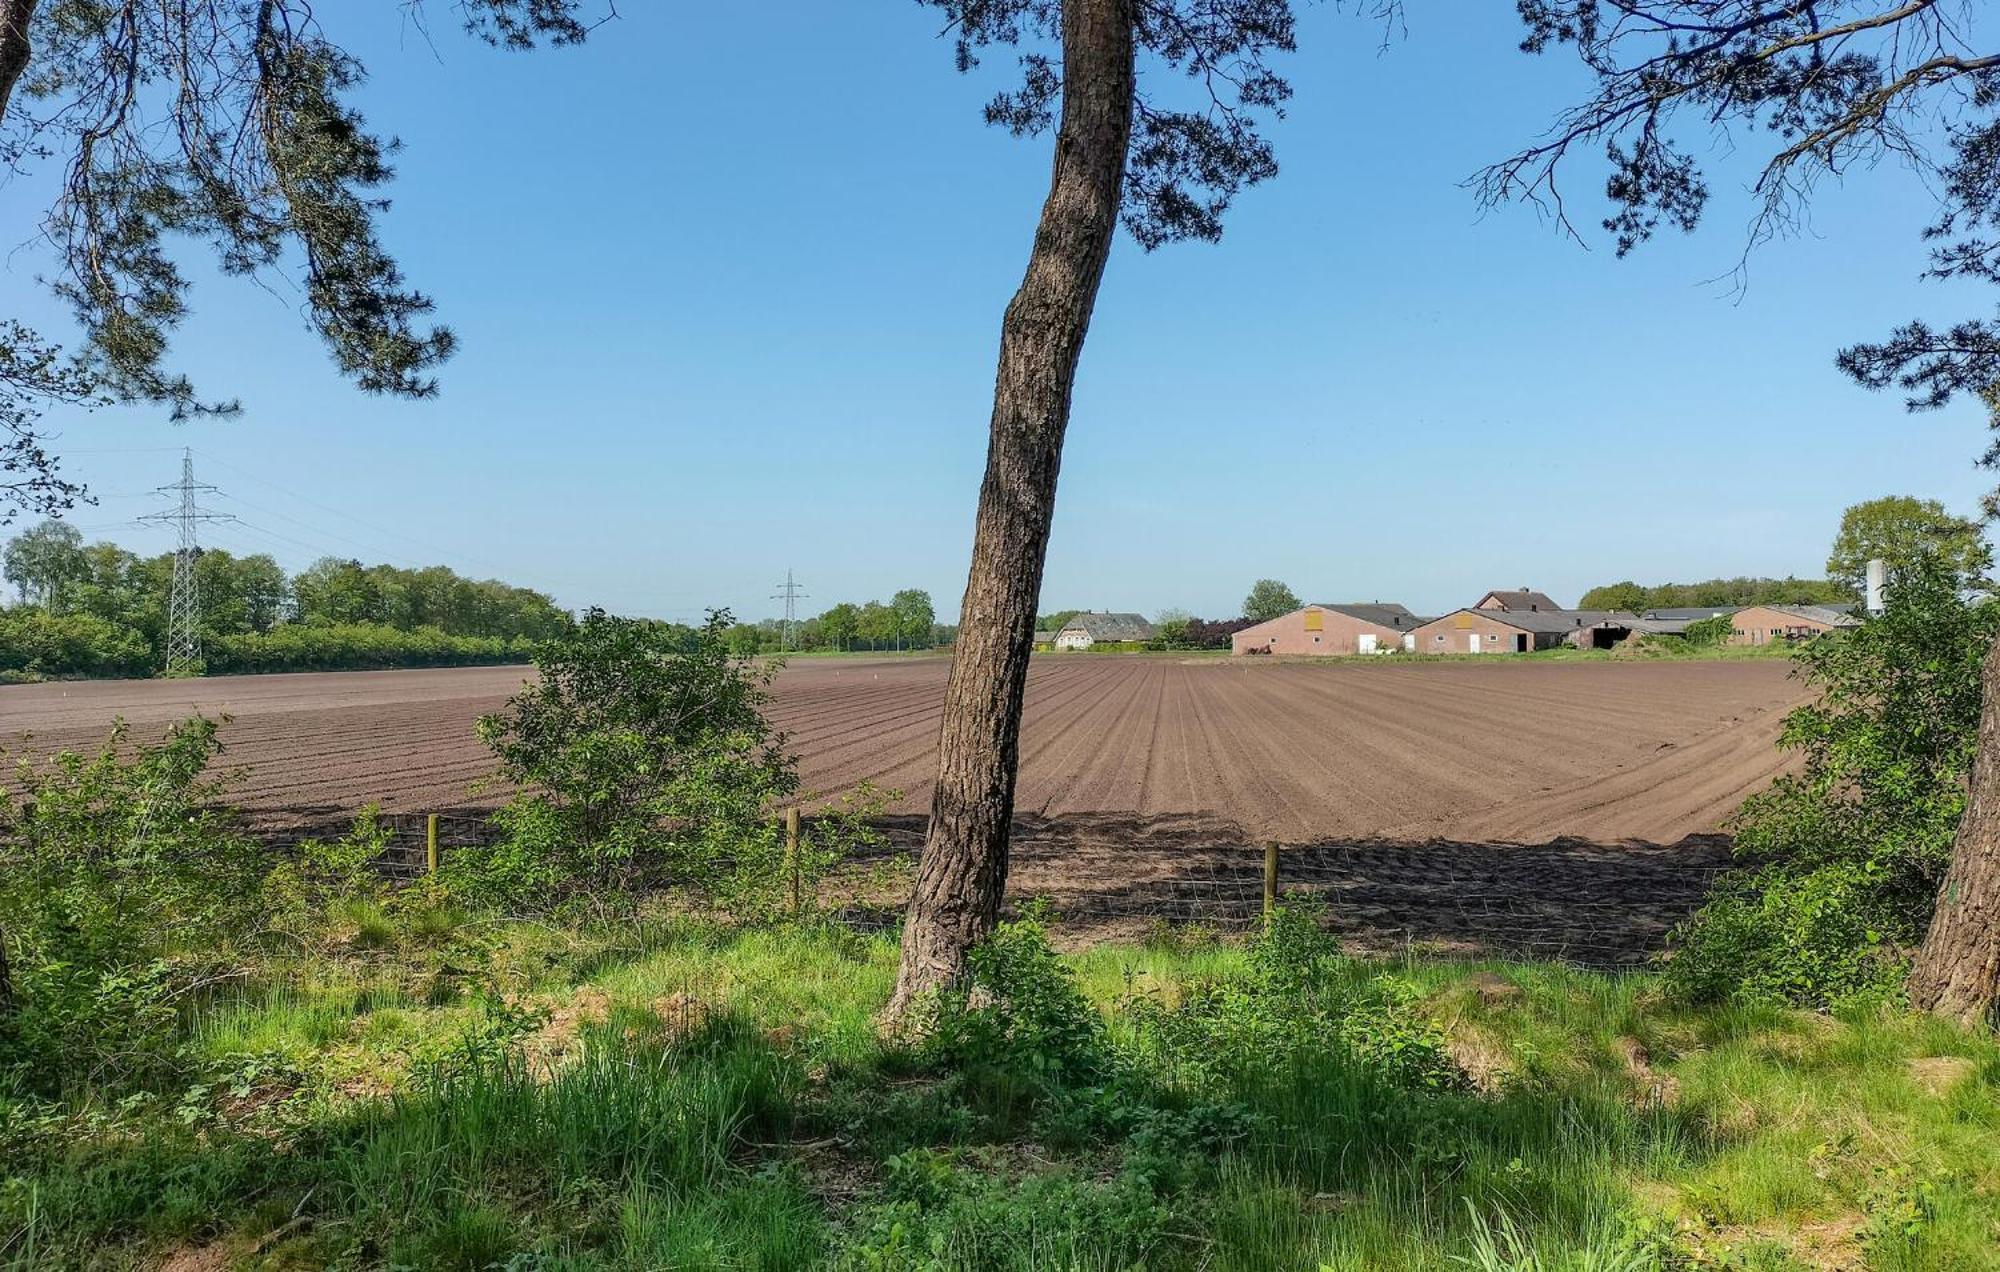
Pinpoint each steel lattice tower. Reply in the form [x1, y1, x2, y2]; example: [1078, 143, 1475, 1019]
[770, 569, 807, 651]
[138, 449, 232, 676]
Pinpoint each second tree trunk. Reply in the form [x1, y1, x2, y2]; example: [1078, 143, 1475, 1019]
[1909, 625, 2000, 1027]
[888, 0, 1137, 1018]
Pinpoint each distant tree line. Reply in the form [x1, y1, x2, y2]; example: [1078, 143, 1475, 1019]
[720, 589, 948, 655]
[1578, 577, 1856, 613]
[1580, 498, 1994, 615]
[0, 521, 569, 679]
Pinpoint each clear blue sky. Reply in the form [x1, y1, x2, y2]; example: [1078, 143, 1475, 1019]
[11, 3, 1996, 622]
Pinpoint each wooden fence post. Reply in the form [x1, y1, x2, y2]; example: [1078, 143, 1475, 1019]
[426, 813, 440, 875]
[1263, 842, 1279, 917]
[784, 806, 802, 917]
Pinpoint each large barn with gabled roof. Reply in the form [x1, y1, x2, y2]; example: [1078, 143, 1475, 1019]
[1229, 603, 1430, 656]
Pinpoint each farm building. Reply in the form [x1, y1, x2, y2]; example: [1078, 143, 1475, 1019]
[1411, 608, 1644, 654]
[1726, 603, 1860, 646]
[1474, 588, 1564, 613]
[1231, 603, 1429, 656]
[1053, 612, 1155, 650]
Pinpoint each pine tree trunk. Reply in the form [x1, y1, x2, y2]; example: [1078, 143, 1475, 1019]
[1909, 625, 2000, 1027]
[0, 0, 36, 124]
[887, 0, 1135, 1019]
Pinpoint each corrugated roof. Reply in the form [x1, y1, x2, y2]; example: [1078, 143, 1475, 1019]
[1477, 589, 1564, 612]
[1757, 604, 1862, 627]
[1422, 608, 1639, 634]
[1317, 602, 1425, 630]
[1059, 612, 1156, 641]
[1644, 606, 1742, 621]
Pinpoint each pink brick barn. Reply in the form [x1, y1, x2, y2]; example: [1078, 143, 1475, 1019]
[1230, 603, 1428, 656]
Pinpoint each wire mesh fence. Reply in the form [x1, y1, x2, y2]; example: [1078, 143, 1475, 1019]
[246, 808, 1731, 971]
[256, 811, 501, 882]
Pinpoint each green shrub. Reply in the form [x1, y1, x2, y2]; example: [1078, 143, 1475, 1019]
[458, 608, 799, 909]
[1665, 864, 1904, 1010]
[0, 719, 270, 1096]
[1681, 613, 1734, 646]
[929, 907, 1112, 1093]
[1669, 554, 2000, 1008]
[0, 608, 153, 678]
[1130, 902, 1464, 1095]
[205, 623, 535, 674]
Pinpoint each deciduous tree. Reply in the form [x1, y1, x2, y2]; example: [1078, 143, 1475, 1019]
[2, 518, 83, 609]
[821, 602, 860, 651]
[1828, 496, 1992, 594]
[1242, 578, 1301, 623]
[892, 0, 1394, 1016]
[892, 588, 937, 650]
[1486, 0, 2000, 1023]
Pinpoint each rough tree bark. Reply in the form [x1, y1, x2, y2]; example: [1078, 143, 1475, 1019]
[887, 0, 1135, 1019]
[0, 0, 31, 1019]
[1909, 625, 2000, 1027]
[0, 0, 35, 123]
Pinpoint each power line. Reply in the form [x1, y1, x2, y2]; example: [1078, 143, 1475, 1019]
[189, 450, 540, 585]
[136, 449, 233, 677]
[218, 517, 354, 561]
[210, 490, 434, 570]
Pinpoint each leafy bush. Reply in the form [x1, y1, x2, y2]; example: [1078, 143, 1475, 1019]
[262, 806, 399, 945]
[929, 907, 1112, 1093]
[0, 608, 153, 678]
[461, 608, 799, 908]
[1666, 864, 1904, 1009]
[1668, 554, 2000, 1008]
[206, 623, 536, 674]
[1680, 613, 1734, 646]
[0, 719, 270, 1095]
[1130, 902, 1464, 1095]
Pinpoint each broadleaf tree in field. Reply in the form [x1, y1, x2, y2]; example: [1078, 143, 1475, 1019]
[1482, 0, 2000, 1024]
[0, 0, 601, 522]
[890, 0, 1397, 1017]
[1827, 495, 1992, 594]
[821, 602, 861, 652]
[1242, 578, 1302, 622]
[891, 588, 937, 650]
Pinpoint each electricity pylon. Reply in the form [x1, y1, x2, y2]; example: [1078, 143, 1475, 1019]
[138, 449, 233, 676]
[770, 569, 807, 651]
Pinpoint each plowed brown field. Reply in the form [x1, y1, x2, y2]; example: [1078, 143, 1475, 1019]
[2, 654, 1804, 843]
[2, 655, 1810, 962]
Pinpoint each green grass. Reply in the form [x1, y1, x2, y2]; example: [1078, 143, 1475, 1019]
[5, 920, 1998, 1270]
